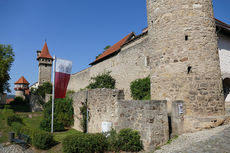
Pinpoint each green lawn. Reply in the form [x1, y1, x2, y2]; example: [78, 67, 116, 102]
[0, 109, 12, 143]
[22, 113, 43, 129]
[54, 129, 82, 142]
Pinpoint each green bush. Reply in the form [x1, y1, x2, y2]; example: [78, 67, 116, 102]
[79, 104, 88, 133]
[118, 128, 143, 152]
[31, 82, 52, 99]
[87, 72, 116, 89]
[7, 115, 23, 126]
[10, 97, 28, 105]
[32, 129, 54, 149]
[39, 97, 73, 132]
[130, 76, 150, 100]
[63, 133, 107, 153]
[106, 129, 120, 152]
[2, 108, 14, 120]
[40, 118, 64, 132]
[11, 122, 24, 135]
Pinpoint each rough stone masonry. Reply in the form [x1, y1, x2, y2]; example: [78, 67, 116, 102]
[146, 0, 225, 132]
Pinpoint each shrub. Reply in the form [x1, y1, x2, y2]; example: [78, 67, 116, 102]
[10, 97, 27, 105]
[40, 118, 64, 132]
[79, 104, 88, 133]
[7, 115, 23, 126]
[118, 128, 143, 152]
[87, 72, 116, 89]
[39, 97, 73, 132]
[106, 129, 120, 152]
[31, 129, 54, 149]
[63, 133, 107, 153]
[11, 122, 24, 135]
[130, 76, 150, 100]
[31, 82, 52, 99]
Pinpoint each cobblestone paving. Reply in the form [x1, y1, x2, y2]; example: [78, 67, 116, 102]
[0, 144, 33, 153]
[155, 124, 230, 153]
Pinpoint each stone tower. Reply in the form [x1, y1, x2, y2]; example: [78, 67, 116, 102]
[37, 42, 53, 85]
[146, 0, 225, 131]
[14, 76, 29, 99]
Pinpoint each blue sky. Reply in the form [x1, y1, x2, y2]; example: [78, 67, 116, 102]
[0, 0, 230, 94]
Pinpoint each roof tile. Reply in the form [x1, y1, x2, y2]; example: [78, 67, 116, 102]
[90, 32, 135, 65]
[15, 76, 29, 84]
[37, 42, 52, 59]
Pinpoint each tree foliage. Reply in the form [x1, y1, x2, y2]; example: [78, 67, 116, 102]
[87, 72, 116, 89]
[31, 82, 52, 99]
[0, 44, 15, 93]
[130, 76, 150, 100]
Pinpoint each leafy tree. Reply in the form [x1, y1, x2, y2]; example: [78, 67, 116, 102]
[31, 82, 52, 99]
[130, 76, 150, 100]
[0, 44, 15, 93]
[87, 72, 116, 89]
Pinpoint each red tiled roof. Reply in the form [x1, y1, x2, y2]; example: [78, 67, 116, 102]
[37, 42, 52, 60]
[6, 98, 14, 104]
[90, 32, 135, 65]
[15, 76, 29, 84]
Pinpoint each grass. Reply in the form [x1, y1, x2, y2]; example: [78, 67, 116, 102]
[0, 109, 12, 143]
[54, 128, 82, 142]
[22, 114, 43, 129]
[167, 135, 179, 144]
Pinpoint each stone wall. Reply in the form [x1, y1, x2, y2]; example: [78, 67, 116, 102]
[0, 93, 6, 104]
[38, 59, 52, 84]
[68, 35, 150, 100]
[30, 95, 43, 112]
[146, 0, 225, 132]
[72, 89, 168, 151]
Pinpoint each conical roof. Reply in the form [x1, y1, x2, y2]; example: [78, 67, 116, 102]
[37, 42, 53, 60]
[15, 76, 29, 84]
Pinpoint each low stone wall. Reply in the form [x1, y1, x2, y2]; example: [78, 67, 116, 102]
[30, 95, 43, 112]
[72, 88, 168, 151]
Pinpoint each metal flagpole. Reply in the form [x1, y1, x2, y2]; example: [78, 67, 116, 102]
[51, 56, 56, 133]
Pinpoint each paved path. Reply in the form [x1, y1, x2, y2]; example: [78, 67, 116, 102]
[155, 124, 230, 153]
[0, 144, 33, 153]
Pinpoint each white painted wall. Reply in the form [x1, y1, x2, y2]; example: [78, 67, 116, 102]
[218, 32, 230, 102]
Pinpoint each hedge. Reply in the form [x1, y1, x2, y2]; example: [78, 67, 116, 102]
[7, 115, 23, 126]
[63, 133, 107, 153]
[11, 123, 54, 150]
[130, 76, 150, 100]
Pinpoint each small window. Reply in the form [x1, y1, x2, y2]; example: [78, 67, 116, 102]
[145, 56, 150, 66]
[185, 35, 188, 41]
[45, 64, 47, 67]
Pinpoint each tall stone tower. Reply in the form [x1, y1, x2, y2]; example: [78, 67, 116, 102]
[14, 76, 29, 99]
[146, 0, 225, 131]
[37, 42, 53, 85]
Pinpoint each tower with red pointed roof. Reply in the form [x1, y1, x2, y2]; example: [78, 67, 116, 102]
[37, 42, 53, 84]
[14, 76, 30, 99]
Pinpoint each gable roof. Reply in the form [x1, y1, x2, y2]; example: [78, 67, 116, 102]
[90, 32, 135, 65]
[37, 42, 53, 60]
[15, 76, 29, 84]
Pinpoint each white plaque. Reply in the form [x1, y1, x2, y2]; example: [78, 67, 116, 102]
[101, 122, 112, 133]
[178, 104, 183, 114]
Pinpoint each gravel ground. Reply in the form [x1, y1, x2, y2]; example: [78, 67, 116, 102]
[0, 144, 33, 153]
[155, 124, 230, 153]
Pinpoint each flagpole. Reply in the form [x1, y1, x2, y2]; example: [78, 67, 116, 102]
[51, 55, 56, 133]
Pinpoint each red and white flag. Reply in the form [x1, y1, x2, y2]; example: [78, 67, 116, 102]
[54, 58, 72, 99]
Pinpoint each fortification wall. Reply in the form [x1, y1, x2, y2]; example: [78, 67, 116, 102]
[68, 35, 150, 100]
[72, 89, 168, 151]
[146, 0, 225, 132]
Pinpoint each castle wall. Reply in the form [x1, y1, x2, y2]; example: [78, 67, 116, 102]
[72, 88, 168, 151]
[146, 0, 225, 132]
[68, 35, 150, 99]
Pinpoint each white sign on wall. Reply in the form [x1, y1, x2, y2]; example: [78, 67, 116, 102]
[101, 122, 112, 133]
[178, 104, 183, 114]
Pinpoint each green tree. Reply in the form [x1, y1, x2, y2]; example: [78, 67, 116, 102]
[130, 76, 150, 100]
[31, 82, 52, 99]
[0, 44, 15, 93]
[87, 72, 116, 89]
